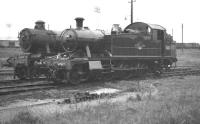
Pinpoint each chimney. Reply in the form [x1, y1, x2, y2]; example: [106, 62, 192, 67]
[75, 17, 84, 29]
[35, 20, 45, 30]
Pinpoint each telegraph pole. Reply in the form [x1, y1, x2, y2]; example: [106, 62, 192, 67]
[182, 24, 184, 52]
[6, 24, 11, 40]
[131, 0, 133, 24]
[130, 0, 136, 24]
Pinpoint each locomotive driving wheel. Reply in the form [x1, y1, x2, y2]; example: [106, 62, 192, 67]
[62, 40, 78, 52]
[15, 64, 27, 80]
[68, 65, 89, 85]
[53, 69, 68, 84]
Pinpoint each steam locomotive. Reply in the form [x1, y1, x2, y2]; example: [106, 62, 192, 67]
[11, 17, 177, 84]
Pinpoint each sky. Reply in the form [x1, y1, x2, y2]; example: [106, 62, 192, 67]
[0, 0, 199, 43]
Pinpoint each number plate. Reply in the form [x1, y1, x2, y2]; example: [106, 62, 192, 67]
[89, 61, 102, 70]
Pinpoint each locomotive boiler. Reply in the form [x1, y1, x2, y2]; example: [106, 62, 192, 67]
[59, 17, 107, 54]
[19, 20, 64, 54]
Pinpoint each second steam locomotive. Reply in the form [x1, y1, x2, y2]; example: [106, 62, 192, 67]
[11, 17, 177, 84]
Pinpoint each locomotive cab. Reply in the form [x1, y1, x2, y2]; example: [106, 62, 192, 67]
[123, 22, 174, 58]
[109, 22, 176, 74]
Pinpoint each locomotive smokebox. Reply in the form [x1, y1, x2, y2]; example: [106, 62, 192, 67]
[75, 17, 84, 29]
[19, 26, 63, 53]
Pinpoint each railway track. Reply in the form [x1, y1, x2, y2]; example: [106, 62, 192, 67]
[0, 66, 200, 96]
[0, 69, 14, 75]
[0, 80, 57, 96]
[161, 66, 200, 77]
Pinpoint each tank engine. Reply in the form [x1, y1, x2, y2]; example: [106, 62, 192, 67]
[42, 18, 177, 84]
[12, 20, 66, 79]
[11, 17, 177, 84]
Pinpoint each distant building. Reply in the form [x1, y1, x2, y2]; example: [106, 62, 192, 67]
[0, 40, 19, 48]
[176, 43, 200, 49]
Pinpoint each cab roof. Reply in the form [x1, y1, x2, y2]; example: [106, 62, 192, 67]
[125, 22, 166, 31]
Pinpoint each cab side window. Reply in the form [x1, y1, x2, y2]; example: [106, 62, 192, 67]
[152, 30, 157, 40]
[157, 30, 164, 40]
[152, 30, 164, 41]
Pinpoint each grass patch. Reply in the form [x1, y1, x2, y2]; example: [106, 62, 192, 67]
[4, 111, 43, 124]
[176, 49, 200, 66]
[4, 76, 200, 124]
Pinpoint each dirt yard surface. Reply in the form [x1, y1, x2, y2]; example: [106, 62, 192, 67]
[176, 49, 200, 66]
[0, 79, 150, 107]
[0, 48, 200, 124]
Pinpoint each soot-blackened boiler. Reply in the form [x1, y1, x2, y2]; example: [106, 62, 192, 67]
[19, 20, 64, 54]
